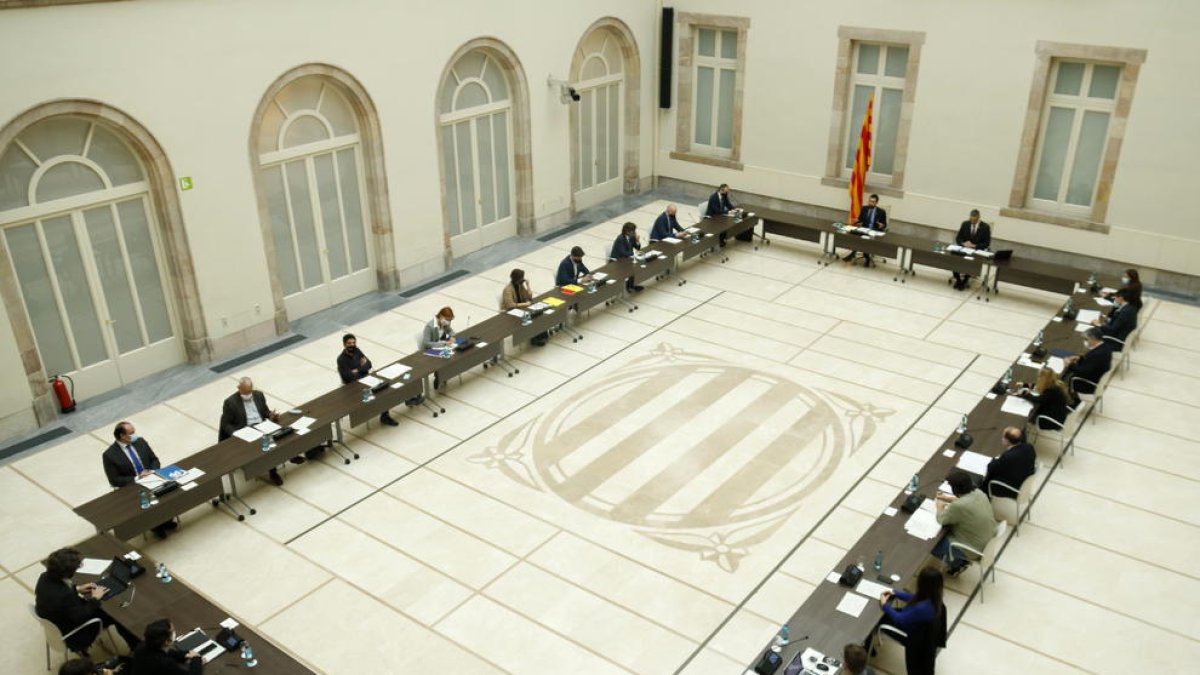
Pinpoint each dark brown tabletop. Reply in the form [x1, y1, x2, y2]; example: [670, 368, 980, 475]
[73, 533, 314, 674]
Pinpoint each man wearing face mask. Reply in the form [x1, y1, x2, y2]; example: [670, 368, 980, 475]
[129, 618, 203, 675]
[103, 421, 175, 538]
[219, 376, 295, 486]
[1062, 326, 1114, 402]
[337, 333, 399, 426]
[1091, 288, 1138, 346]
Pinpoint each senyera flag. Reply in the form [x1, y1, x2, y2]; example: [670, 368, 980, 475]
[848, 91, 874, 222]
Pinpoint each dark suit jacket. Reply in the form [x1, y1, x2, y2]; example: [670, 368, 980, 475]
[555, 256, 590, 286]
[854, 205, 887, 230]
[1099, 302, 1137, 343]
[707, 191, 733, 216]
[982, 442, 1036, 500]
[130, 643, 203, 675]
[609, 233, 641, 260]
[649, 211, 683, 241]
[954, 220, 991, 250]
[1027, 386, 1070, 430]
[1064, 343, 1114, 394]
[337, 347, 373, 384]
[102, 438, 161, 488]
[218, 391, 271, 441]
[35, 572, 102, 652]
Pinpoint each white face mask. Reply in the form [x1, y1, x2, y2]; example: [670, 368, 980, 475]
[1121, 276, 1130, 285]
[240, 393, 253, 401]
[129, 433, 141, 443]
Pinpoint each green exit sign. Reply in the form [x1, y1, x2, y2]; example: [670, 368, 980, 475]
[179, 176, 194, 191]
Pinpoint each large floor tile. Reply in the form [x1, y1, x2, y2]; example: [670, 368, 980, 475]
[0, 467, 95, 573]
[0, 576, 51, 674]
[11, 431, 111, 508]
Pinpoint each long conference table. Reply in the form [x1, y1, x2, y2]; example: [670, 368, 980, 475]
[66, 204, 1111, 672]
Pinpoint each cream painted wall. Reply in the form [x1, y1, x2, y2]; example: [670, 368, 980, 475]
[0, 0, 658, 434]
[659, 0, 1200, 275]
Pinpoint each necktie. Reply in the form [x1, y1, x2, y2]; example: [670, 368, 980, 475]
[868, 208, 874, 226]
[971, 224, 977, 238]
[125, 444, 144, 474]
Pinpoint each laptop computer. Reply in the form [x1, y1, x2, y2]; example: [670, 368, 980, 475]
[993, 249, 1014, 261]
[97, 557, 133, 600]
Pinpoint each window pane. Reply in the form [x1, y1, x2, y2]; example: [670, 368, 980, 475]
[20, 118, 89, 162]
[455, 81, 489, 110]
[1033, 107, 1075, 201]
[439, 74, 458, 114]
[582, 56, 606, 81]
[313, 153, 347, 279]
[608, 83, 620, 182]
[494, 112, 511, 219]
[83, 205, 142, 354]
[86, 127, 143, 186]
[845, 85, 873, 169]
[476, 116, 496, 226]
[455, 52, 486, 82]
[1089, 65, 1120, 99]
[884, 46, 909, 78]
[438, 126, 461, 231]
[716, 69, 736, 149]
[856, 44, 880, 75]
[276, 78, 322, 115]
[116, 199, 171, 343]
[720, 30, 737, 59]
[1054, 62, 1084, 96]
[1066, 110, 1110, 206]
[336, 148, 369, 272]
[43, 215, 106, 368]
[695, 66, 714, 146]
[320, 87, 358, 137]
[35, 162, 105, 203]
[698, 29, 716, 57]
[283, 116, 330, 148]
[874, 88, 903, 175]
[580, 89, 593, 188]
[454, 122, 476, 233]
[0, 145, 37, 211]
[257, 103, 286, 153]
[480, 56, 509, 102]
[5, 223, 73, 375]
[596, 87, 609, 181]
[285, 160, 323, 289]
[262, 165, 299, 295]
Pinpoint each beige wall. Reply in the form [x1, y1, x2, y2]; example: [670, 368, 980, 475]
[0, 0, 659, 434]
[659, 0, 1200, 274]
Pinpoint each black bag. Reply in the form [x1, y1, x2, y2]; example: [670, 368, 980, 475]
[900, 492, 924, 514]
[753, 649, 783, 674]
[839, 563, 863, 587]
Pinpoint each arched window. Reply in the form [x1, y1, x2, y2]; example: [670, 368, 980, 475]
[438, 49, 518, 257]
[255, 76, 374, 318]
[0, 117, 181, 399]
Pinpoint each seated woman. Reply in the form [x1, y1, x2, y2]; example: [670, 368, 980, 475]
[877, 566, 947, 675]
[130, 619, 202, 675]
[501, 268, 547, 347]
[1103, 268, 1143, 309]
[1014, 366, 1071, 429]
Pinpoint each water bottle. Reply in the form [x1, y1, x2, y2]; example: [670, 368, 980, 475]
[156, 562, 172, 583]
[139, 490, 151, 510]
[1087, 271, 1098, 292]
[241, 642, 258, 668]
[1063, 297, 1073, 315]
[1002, 367, 1013, 387]
[907, 473, 919, 494]
[957, 414, 969, 435]
[259, 434, 271, 452]
[521, 311, 532, 327]
[1034, 329, 1044, 348]
[774, 624, 790, 648]
[874, 550, 884, 572]
[361, 387, 372, 403]
[587, 280, 597, 294]
[441, 344, 452, 359]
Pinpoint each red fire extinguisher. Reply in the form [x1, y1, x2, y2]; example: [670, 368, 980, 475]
[49, 374, 76, 413]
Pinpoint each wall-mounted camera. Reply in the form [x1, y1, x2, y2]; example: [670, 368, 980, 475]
[547, 76, 580, 104]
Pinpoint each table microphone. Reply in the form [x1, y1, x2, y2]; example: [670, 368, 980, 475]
[119, 582, 136, 608]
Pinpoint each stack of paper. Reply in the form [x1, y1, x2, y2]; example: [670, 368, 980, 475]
[593, 272, 608, 281]
[253, 420, 281, 434]
[543, 297, 566, 307]
[135, 473, 166, 489]
[904, 500, 941, 540]
[561, 284, 583, 294]
[376, 363, 412, 380]
[835, 591, 870, 617]
[956, 450, 992, 476]
[1047, 356, 1065, 374]
[77, 558, 110, 575]
[506, 308, 525, 318]
[291, 416, 316, 430]
[1000, 396, 1034, 417]
[232, 426, 263, 443]
[855, 578, 891, 599]
[1095, 297, 1114, 307]
[175, 468, 205, 484]
[1075, 309, 1101, 323]
[663, 237, 682, 244]
[358, 374, 383, 388]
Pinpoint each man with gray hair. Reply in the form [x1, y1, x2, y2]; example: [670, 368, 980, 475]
[1062, 326, 1114, 403]
[219, 377, 297, 486]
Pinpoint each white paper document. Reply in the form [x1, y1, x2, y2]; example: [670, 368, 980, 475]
[291, 416, 316, 430]
[984, 392, 997, 400]
[856, 578, 892, 599]
[77, 558, 110, 575]
[358, 374, 383, 388]
[253, 419, 281, 435]
[376, 363, 412, 380]
[663, 237, 682, 244]
[232, 426, 263, 443]
[135, 474, 166, 489]
[942, 449, 957, 458]
[181, 482, 198, 491]
[175, 468, 205, 484]
[836, 591, 870, 617]
[956, 450, 992, 476]
[1095, 297, 1114, 307]
[506, 309, 525, 318]
[1074, 323, 1091, 333]
[905, 505, 942, 541]
[477, 341, 488, 348]
[883, 506, 898, 517]
[1047, 356, 1065, 374]
[1000, 396, 1034, 417]
[826, 571, 844, 584]
[1075, 309, 1101, 324]
[937, 482, 952, 496]
[592, 272, 609, 281]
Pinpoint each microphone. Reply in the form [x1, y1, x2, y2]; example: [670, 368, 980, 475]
[119, 582, 136, 608]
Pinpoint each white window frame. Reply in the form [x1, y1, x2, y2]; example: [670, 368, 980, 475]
[841, 42, 908, 181]
[692, 27, 738, 158]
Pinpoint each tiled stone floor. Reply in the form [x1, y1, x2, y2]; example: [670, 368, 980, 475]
[2, 198, 1198, 674]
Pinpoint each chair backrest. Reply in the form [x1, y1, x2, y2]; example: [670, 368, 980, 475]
[28, 605, 67, 659]
[981, 520, 1008, 570]
[697, 200, 708, 220]
[1017, 465, 1037, 506]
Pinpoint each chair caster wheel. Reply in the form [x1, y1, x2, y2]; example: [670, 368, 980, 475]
[439, 408, 446, 413]
[344, 458, 351, 465]
[353, 453, 360, 459]
[237, 515, 245, 522]
[507, 373, 513, 378]
[211, 499, 219, 507]
[432, 412, 439, 418]
[514, 369, 521, 374]
[249, 509, 257, 516]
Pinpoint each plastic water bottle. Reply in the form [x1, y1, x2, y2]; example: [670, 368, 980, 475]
[259, 434, 271, 452]
[874, 550, 884, 572]
[156, 562, 172, 583]
[241, 642, 258, 668]
[139, 490, 151, 510]
[361, 387, 372, 403]
[441, 344, 452, 359]
[587, 280, 597, 294]
[774, 624, 790, 648]
[907, 473, 920, 494]
[1034, 329, 1044, 348]
[1063, 297, 1073, 315]
[957, 414, 969, 435]
[521, 311, 532, 327]
[1002, 367, 1013, 387]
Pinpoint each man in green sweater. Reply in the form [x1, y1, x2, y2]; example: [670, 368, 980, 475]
[933, 468, 996, 576]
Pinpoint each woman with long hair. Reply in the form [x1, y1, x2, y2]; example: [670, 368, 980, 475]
[1015, 366, 1071, 429]
[878, 566, 947, 675]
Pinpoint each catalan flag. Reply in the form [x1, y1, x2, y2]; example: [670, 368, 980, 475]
[848, 91, 874, 222]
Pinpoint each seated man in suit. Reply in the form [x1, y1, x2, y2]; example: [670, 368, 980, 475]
[707, 183, 735, 216]
[610, 222, 643, 292]
[951, 209, 991, 290]
[130, 619, 202, 675]
[842, 193, 887, 266]
[649, 204, 684, 242]
[59, 658, 117, 675]
[103, 421, 176, 539]
[35, 548, 140, 655]
[1062, 327, 1114, 401]
[337, 333, 398, 426]
[555, 246, 594, 287]
[1091, 288, 1138, 347]
[219, 377, 303, 487]
[981, 426, 1036, 501]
